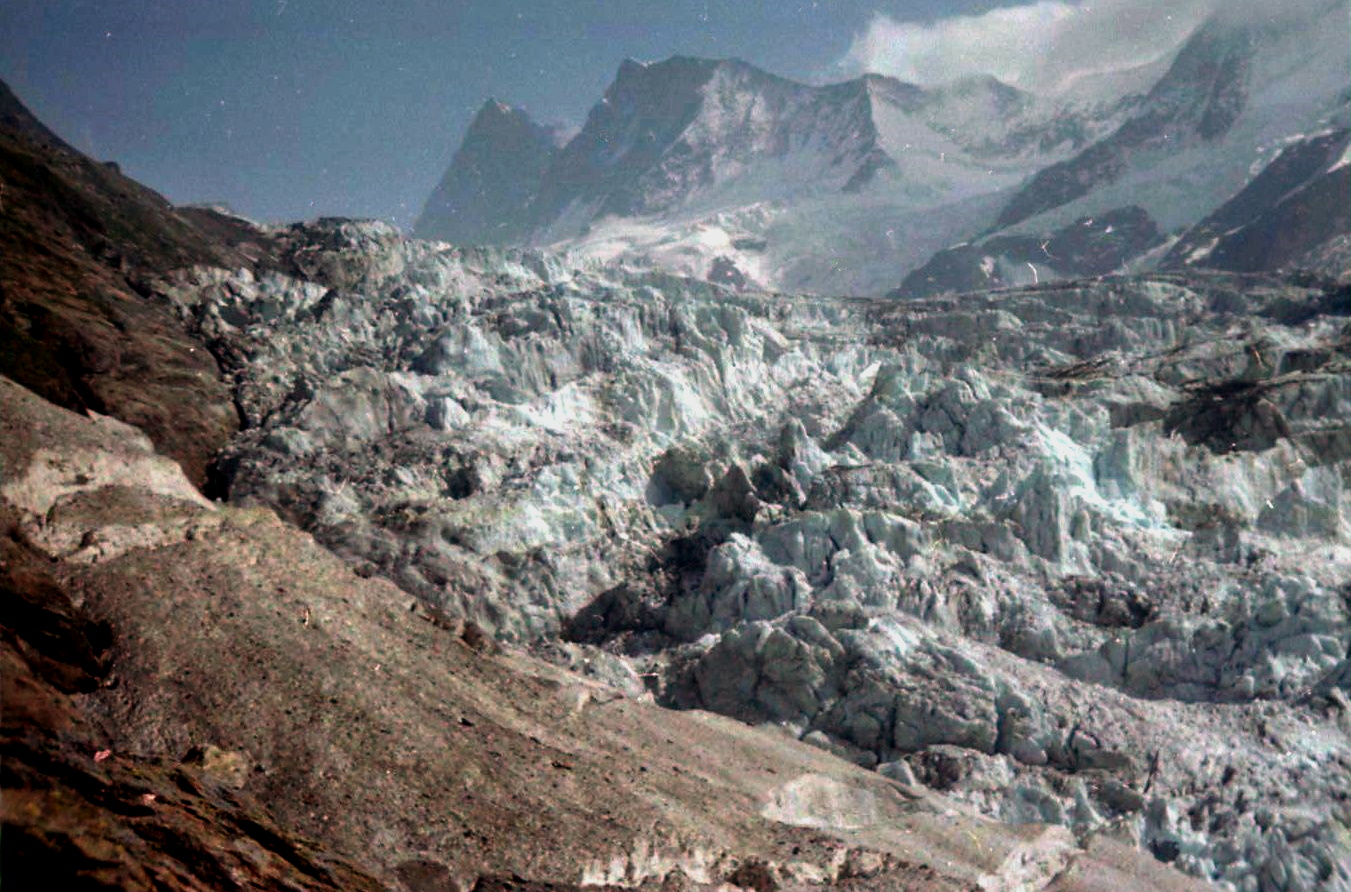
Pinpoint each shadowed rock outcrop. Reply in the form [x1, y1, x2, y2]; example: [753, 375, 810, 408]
[0, 80, 276, 487]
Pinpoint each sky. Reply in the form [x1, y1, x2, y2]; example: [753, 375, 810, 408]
[0, 0, 1221, 227]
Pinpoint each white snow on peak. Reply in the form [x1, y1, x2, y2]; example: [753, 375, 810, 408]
[423, 1, 1346, 296]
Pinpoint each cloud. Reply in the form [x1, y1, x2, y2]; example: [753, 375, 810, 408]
[838, 0, 1221, 93]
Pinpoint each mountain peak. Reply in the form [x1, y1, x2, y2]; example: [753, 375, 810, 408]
[476, 97, 513, 116]
[615, 57, 647, 79]
[608, 55, 731, 89]
[413, 98, 562, 243]
[609, 54, 778, 89]
[467, 98, 536, 132]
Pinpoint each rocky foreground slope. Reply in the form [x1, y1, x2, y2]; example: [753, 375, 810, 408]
[0, 79, 284, 488]
[137, 218, 1351, 892]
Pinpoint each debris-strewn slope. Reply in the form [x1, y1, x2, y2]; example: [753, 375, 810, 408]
[0, 385, 392, 892]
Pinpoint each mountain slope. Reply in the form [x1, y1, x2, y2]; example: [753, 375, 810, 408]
[993, 17, 1255, 231]
[1163, 127, 1351, 272]
[888, 2, 1350, 299]
[414, 99, 565, 244]
[992, 0, 1349, 236]
[416, 56, 1126, 293]
[893, 206, 1164, 298]
[0, 79, 279, 486]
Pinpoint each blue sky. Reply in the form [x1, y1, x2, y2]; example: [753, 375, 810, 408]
[0, 1, 1110, 225]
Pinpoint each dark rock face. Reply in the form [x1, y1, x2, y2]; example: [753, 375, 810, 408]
[1164, 379, 1296, 454]
[0, 79, 271, 488]
[414, 100, 565, 245]
[1202, 164, 1351, 273]
[536, 56, 725, 223]
[894, 207, 1164, 298]
[470, 879, 620, 892]
[708, 255, 750, 289]
[1165, 128, 1351, 274]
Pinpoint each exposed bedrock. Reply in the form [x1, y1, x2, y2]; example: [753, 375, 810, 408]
[159, 224, 1351, 891]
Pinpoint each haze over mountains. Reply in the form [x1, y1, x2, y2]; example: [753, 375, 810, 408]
[415, 0, 1349, 296]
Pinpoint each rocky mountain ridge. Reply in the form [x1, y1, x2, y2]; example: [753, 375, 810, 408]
[416, 100, 569, 247]
[414, 3, 1349, 297]
[1163, 128, 1351, 274]
[414, 57, 1105, 247]
[413, 55, 1132, 295]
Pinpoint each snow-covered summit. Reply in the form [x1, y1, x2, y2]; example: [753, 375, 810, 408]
[416, 53, 1123, 289]
[603, 56, 1121, 222]
[995, 0, 1350, 235]
[417, 2, 1349, 295]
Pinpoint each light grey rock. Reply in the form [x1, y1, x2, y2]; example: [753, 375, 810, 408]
[877, 760, 917, 786]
